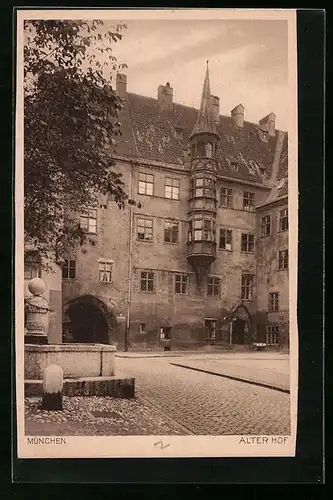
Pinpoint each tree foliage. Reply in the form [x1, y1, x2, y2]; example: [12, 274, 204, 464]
[24, 20, 129, 263]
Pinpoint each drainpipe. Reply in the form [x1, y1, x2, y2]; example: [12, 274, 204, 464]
[229, 319, 233, 346]
[125, 162, 134, 351]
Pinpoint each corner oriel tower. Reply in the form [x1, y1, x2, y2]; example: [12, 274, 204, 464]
[187, 62, 220, 284]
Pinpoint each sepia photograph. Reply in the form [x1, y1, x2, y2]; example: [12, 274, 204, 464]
[15, 9, 298, 459]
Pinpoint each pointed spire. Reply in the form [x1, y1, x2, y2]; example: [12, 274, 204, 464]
[190, 61, 219, 139]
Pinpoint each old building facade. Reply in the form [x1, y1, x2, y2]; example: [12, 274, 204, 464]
[24, 66, 290, 350]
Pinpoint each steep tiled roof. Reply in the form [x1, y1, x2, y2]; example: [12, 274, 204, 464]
[115, 92, 288, 186]
[277, 132, 288, 181]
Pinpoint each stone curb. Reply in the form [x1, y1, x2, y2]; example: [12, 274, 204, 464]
[170, 363, 290, 394]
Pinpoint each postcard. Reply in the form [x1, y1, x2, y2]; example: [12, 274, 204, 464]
[16, 8, 298, 459]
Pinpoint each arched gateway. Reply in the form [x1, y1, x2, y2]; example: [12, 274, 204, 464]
[231, 304, 252, 345]
[63, 295, 115, 344]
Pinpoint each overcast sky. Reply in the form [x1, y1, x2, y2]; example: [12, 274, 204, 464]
[108, 19, 288, 131]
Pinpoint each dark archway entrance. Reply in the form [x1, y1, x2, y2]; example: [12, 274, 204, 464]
[232, 304, 251, 345]
[63, 295, 113, 344]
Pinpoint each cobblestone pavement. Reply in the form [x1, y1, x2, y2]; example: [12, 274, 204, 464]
[170, 357, 290, 391]
[25, 396, 185, 436]
[116, 357, 291, 435]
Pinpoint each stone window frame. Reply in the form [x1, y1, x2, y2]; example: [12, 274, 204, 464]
[165, 177, 180, 200]
[138, 172, 154, 196]
[241, 274, 255, 300]
[79, 208, 97, 234]
[279, 208, 289, 232]
[98, 258, 114, 283]
[220, 186, 233, 208]
[174, 273, 188, 295]
[140, 270, 155, 293]
[207, 276, 221, 297]
[241, 232, 255, 253]
[243, 191, 255, 211]
[137, 217, 154, 242]
[278, 249, 288, 270]
[266, 324, 280, 345]
[268, 291, 279, 312]
[260, 214, 271, 237]
[219, 228, 233, 251]
[62, 259, 76, 280]
[164, 220, 179, 244]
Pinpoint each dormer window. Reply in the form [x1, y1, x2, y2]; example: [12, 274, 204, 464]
[258, 127, 269, 143]
[173, 125, 184, 139]
[226, 156, 239, 172]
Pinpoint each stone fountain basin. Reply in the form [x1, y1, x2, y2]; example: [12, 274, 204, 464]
[25, 343, 117, 380]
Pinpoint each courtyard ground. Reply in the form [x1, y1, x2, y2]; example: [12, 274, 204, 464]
[25, 351, 291, 436]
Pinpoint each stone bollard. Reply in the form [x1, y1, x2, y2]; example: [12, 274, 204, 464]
[25, 278, 50, 345]
[42, 364, 63, 411]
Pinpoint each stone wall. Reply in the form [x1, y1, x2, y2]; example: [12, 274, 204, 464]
[61, 160, 280, 348]
[256, 199, 289, 348]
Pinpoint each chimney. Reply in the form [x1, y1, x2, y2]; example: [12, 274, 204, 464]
[231, 104, 244, 128]
[211, 95, 220, 124]
[158, 82, 173, 110]
[259, 112, 276, 136]
[116, 73, 127, 98]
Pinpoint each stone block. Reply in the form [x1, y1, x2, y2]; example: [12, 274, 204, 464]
[25, 343, 117, 379]
[25, 376, 135, 398]
[42, 364, 63, 410]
